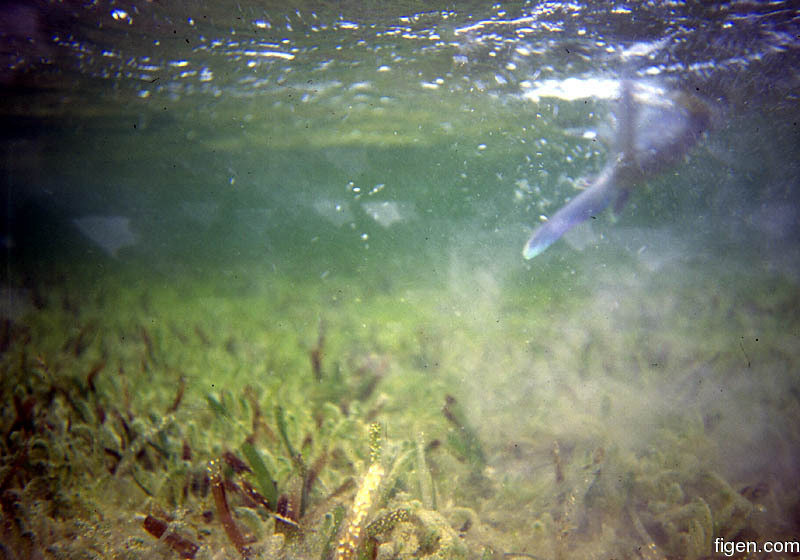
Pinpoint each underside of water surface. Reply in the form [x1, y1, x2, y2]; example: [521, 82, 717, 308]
[2, 1, 800, 559]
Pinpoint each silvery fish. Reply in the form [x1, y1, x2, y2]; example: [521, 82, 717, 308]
[523, 80, 711, 260]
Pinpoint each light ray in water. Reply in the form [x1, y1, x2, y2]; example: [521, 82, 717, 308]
[73, 215, 139, 257]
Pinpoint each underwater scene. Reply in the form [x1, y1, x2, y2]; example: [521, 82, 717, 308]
[1, 1, 799, 559]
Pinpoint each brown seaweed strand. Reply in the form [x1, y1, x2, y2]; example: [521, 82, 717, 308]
[209, 461, 252, 558]
[143, 515, 199, 559]
[86, 360, 105, 393]
[551, 440, 564, 484]
[310, 318, 326, 381]
[166, 375, 186, 414]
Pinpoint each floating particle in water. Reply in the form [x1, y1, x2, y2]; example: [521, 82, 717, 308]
[361, 201, 415, 228]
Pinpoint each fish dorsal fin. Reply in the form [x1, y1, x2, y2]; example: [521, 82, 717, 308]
[617, 80, 638, 165]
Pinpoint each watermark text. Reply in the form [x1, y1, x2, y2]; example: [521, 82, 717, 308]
[715, 537, 799, 557]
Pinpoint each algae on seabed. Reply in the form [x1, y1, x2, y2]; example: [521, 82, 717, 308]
[1, 259, 799, 559]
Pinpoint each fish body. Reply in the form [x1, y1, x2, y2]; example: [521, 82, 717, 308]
[523, 81, 711, 260]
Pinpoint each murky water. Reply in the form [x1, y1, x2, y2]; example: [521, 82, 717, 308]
[2, 2, 799, 559]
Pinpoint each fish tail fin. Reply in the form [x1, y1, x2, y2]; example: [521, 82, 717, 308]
[523, 167, 617, 259]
